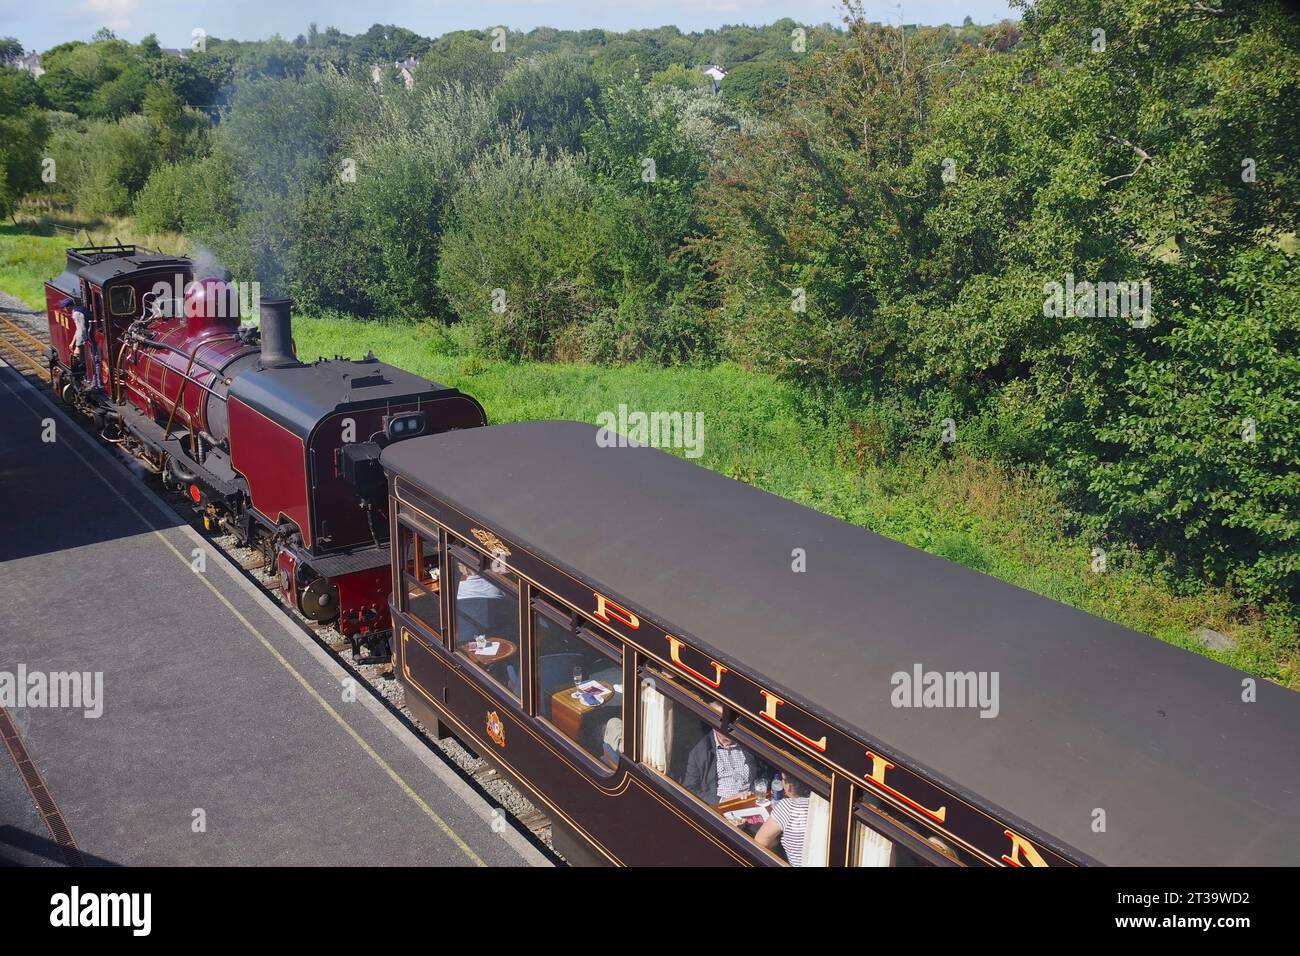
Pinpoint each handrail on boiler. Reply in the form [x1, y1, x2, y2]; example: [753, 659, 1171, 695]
[162, 344, 201, 448]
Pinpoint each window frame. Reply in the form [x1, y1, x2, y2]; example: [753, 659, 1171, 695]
[530, 596, 624, 777]
[637, 664, 727, 733]
[448, 555, 519, 637]
[852, 798, 967, 867]
[727, 716, 831, 795]
[447, 550, 522, 703]
[397, 520, 443, 641]
[446, 538, 486, 569]
[109, 284, 137, 317]
[726, 716, 833, 867]
[635, 664, 828, 866]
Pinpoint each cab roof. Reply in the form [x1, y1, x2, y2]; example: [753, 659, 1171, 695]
[77, 253, 191, 287]
[228, 355, 463, 439]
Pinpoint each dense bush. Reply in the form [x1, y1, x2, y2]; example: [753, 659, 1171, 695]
[0, 67, 50, 218]
[699, 0, 1300, 600]
[438, 144, 597, 359]
[323, 82, 501, 316]
[493, 54, 600, 156]
[412, 31, 512, 91]
[132, 161, 190, 232]
[192, 69, 373, 293]
[1075, 248, 1300, 601]
[47, 114, 155, 216]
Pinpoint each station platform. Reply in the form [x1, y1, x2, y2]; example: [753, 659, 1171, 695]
[0, 359, 548, 867]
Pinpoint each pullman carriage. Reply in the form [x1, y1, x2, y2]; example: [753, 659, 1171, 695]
[383, 420, 1300, 867]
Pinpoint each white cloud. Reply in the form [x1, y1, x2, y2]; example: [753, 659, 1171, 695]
[79, 0, 139, 32]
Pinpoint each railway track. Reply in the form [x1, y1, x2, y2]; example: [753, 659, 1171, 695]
[0, 310, 560, 861]
[0, 315, 52, 383]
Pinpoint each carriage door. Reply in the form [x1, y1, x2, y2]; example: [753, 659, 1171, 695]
[89, 287, 110, 389]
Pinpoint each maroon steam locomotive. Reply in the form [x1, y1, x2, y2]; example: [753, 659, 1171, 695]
[44, 243, 486, 659]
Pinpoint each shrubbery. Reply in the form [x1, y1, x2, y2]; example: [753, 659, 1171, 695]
[699, 0, 1299, 601]
[0, 67, 50, 218]
[47, 114, 155, 217]
[438, 144, 596, 359]
[1075, 248, 1300, 601]
[132, 161, 191, 232]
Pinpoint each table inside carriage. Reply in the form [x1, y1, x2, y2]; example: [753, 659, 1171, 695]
[548, 669, 622, 743]
[715, 793, 772, 833]
[458, 636, 518, 665]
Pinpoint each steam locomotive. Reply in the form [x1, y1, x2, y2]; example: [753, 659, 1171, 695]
[44, 243, 486, 660]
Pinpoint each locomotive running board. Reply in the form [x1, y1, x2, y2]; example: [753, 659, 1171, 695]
[115, 401, 243, 498]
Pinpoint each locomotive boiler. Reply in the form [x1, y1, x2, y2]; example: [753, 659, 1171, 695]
[45, 244, 486, 659]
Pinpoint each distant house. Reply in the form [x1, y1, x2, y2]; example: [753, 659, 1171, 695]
[160, 48, 188, 59]
[371, 57, 420, 90]
[702, 64, 727, 94]
[8, 52, 44, 78]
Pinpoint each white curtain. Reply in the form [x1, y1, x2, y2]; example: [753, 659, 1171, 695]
[855, 822, 896, 867]
[640, 683, 672, 774]
[802, 790, 831, 867]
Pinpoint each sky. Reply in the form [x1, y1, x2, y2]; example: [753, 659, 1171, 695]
[2, 0, 1020, 55]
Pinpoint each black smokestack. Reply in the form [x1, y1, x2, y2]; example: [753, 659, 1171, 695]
[258, 298, 299, 368]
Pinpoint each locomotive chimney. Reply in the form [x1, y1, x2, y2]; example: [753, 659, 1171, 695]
[258, 297, 299, 369]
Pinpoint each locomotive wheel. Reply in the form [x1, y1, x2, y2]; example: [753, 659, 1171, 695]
[299, 576, 339, 622]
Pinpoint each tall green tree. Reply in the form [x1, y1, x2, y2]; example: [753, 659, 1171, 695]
[0, 65, 50, 217]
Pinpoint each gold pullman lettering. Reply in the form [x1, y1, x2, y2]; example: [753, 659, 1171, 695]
[593, 593, 640, 630]
[1002, 830, 1049, 867]
[759, 690, 828, 752]
[667, 635, 727, 687]
[864, 751, 948, 824]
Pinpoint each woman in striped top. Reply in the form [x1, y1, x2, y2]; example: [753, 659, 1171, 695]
[756, 773, 810, 866]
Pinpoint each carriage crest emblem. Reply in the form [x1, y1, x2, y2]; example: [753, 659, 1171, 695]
[486, 710, 506, 748]
[470, 528, 511, 559]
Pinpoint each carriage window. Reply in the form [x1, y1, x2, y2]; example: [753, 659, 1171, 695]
[852, 819, 943, 867]
[854, 820, 901, 867]
[109, 285, 136, 316]
[400, 526, 442, 636]
[451, 556, 520, 700]
[638, 674, 829, 866]
[534, 610, 622, 769]
[853, 799, 964, 866]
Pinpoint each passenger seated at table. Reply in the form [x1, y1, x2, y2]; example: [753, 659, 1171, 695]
[456, 564, 505, 599]
[755, 773, 810, 866]
[455, 564, 508, 638]
[601, 717, 622, 768]
[682, 727, 762, 805]
[455, 564, 520, 696]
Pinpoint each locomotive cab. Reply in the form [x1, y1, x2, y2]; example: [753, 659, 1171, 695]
[45, 244, 195, 402]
